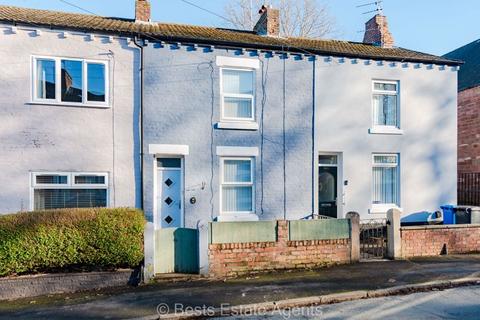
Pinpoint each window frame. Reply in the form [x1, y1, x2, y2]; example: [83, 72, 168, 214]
[30, 171, 109, 211]
[371, 80, 400, 132]
[219, 67, 255, 122]
[31, 55, 109, 108]
[371, 153, 401, 213]
[219, 157, 255, 215]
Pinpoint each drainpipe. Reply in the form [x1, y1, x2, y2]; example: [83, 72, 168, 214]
[133, 36, 145, 211]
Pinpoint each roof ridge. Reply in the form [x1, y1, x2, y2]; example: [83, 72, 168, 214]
[0, 4, 106, 19]
[0, 4, 461, 65]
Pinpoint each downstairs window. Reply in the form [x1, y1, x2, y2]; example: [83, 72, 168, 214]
[372, 154, 400, 211]
[220, 158, 255, 214]
[31, 172, 108, 210]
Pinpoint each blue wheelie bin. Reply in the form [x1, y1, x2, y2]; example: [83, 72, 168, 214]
[440, 205, 456, 224]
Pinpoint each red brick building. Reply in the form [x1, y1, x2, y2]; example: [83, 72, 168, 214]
[445, 40, 480, 173]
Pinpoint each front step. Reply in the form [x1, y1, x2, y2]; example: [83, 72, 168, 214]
[153, 273, 203, 283]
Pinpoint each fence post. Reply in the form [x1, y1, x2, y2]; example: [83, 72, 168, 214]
[143, 222, 155, 282]
[387, 208, 402, 259]
[346, 212, 360, 262]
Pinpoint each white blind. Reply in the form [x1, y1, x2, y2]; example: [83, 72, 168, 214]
[34, 189, 107, 210]
[372, 167, 398, 204]
[372, 155, 399, 205]
[224, 97, 253, 118]
[222, 186, 253, 212]
[222, 159, 253, 212]
[222, 69, 253, 94]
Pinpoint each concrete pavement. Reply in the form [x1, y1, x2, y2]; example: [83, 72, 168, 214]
[1, 255, 480, 319]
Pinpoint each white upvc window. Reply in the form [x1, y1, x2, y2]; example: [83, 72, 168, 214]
[371, 80, 400, 133]
[220, 158, 255, 214]
[371, 154, 400, 213]
[220, 68, 255, 122]
[32, 56, 109, 107]
[30, 172, 109, 211]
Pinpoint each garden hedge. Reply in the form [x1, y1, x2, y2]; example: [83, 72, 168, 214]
[0, 208, 145, 277]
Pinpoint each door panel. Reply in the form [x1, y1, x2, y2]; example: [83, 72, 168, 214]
[318, 166, 338, 218]
[157, 169, 182, 228]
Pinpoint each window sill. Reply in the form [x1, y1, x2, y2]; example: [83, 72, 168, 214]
[369, 205, 403, 214]
[217, 213, 259, 222]
[215, 122, 259, 131]
[27, 101, 111, 109]
[369, 127, 404, 135]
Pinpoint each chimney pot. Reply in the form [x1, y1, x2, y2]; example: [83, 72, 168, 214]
[363, 14, 394, 48]
[254, 5, 280, 37]
[135, 0, 151, 23]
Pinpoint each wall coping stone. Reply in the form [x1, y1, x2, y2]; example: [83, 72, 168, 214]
[401, 224, 480, 231]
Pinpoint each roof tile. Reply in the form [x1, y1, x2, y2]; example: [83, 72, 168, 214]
[0, 5, 461, 65]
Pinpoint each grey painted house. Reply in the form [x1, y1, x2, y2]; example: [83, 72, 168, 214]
[0, 6, 141, 214]
[0, 2, 460, 276]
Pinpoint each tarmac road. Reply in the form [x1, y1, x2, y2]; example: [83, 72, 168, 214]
[226, 285, 480, 320]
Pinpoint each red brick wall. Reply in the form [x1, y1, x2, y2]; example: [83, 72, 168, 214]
[363, 15, 394, 48]
[458, 86, 480, 173]
[401, 225, 480, 258]
[135, 0, 151, 22]
[208, 220, 351, 278]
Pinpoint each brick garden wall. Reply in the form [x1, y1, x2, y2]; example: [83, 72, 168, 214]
[458, 86, 480, 173]
[209, 220, 351, 278]
[401, 224, 480, 258]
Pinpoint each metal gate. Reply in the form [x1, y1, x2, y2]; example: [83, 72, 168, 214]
[360, 219, 387, 260]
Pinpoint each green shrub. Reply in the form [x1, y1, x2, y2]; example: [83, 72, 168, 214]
[0, 208, 145, 277]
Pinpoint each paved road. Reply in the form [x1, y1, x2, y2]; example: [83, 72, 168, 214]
[225, 286, 480, 320]
[1, 255, 480, 319]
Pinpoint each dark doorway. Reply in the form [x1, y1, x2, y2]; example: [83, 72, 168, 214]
[318, 166, 338, 218]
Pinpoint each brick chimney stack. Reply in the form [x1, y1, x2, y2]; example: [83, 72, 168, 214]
[135, 0, 151, 23]
[254, 5, 280, 37]
[363, 14, 394, 48]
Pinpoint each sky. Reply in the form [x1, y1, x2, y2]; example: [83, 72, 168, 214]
[1, 0, 479, 55]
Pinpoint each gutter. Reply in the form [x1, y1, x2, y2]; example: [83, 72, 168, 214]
[133, 36, 145, 211]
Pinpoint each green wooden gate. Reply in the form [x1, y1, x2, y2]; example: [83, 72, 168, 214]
[155, 228, 199, 274]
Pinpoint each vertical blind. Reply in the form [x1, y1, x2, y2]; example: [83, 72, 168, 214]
[222, 69, 254, 119]
[224, 97, 252, 118]
[222, 159, 253, 212]
[222, 69, 253, 94]
[372, 155, 399, 205]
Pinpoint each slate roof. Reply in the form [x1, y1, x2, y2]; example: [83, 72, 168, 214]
[0, 5, 461, 66]
[444, 39, 480, 91]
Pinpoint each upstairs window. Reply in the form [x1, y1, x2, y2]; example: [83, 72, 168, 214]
[33, 56, 108, 106]
[31, 172, 108, 211]
[36, 59, 56, 100]
[372, 81, 399, 129]
[221, 68, 255, 121]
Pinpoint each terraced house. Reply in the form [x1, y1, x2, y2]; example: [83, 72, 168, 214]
[0, 1, 460, 275]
